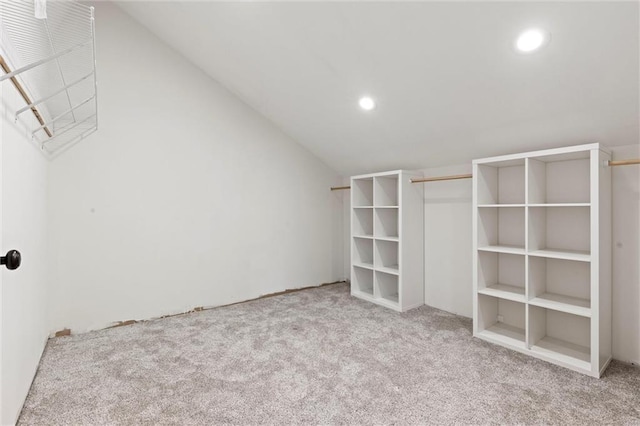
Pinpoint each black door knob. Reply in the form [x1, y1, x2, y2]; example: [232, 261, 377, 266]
[1, 250, 21, 270]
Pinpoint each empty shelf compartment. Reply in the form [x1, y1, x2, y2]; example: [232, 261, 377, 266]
[528, 257, 591, 316]
[477, 252, 525, 302]
[376, 271, 399, 304]
[476, 294, 526, 349]
[528, 306, 591, 370]
[352, 266, 374, 296]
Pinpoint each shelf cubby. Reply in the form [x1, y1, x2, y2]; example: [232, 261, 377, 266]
[351, 171, 423, 312]
[352, 266, 374, 296]
[528, 306, 591, 371]
[376, 271, 399, 304]
[477, 206, 525, 254]
[477, 294, 526, 349]
[477, 252, 525, 303]
[353, 208, 374, 237]
[528, 257, 590, 317]
[528, 206, 590, 261]
[374, 208, 399, 239]
[352, 178, 374, 207]
[374, 176, 399, 206]
[474, 143, 611, 377]
[476, 160, 525, 205]
[353, 237, 374, 269]
[528, 156, 590, 205]
[375, 239, 399, 275]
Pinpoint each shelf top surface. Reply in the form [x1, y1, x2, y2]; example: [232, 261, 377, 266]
[477, 323, 526, 348]
[473, 143, 604, 166]
[531, 336, 591, 368]
[353, 235, 375, 239]
[529, 294, 591, 317]
[528, 248, 591, 262]
[375, 236, 399, 242]
[478, 245, 526, 255]
[351, 170, 419, 180]
[377, 265, 400, 275]
[478, 284, 526, 303]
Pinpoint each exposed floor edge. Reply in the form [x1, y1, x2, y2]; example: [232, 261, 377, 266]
[51, 280, 346, 338]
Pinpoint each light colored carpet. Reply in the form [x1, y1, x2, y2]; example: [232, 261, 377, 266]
[19, 283, 640, 425]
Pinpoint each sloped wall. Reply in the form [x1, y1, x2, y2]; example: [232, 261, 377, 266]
[47, 2, 343, 334]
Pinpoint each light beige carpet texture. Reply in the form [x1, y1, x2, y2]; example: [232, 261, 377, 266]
[19, 283, 640, 425]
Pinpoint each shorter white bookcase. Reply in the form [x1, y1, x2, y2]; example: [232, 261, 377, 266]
[473, 143, 611, 377]
[351, 170, 424, 311]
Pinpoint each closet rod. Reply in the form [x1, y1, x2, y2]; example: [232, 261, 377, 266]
[0, 55, 53, 137]
[609, 159, 640, 167]
[411, 173, 472, 183]
[330, 158, 639, 191]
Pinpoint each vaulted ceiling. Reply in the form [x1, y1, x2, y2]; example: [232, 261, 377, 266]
[117, 1, 638, 175]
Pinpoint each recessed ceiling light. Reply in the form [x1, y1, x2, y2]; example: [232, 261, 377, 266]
[358, 96, 376, 111]
[515, 29, 549, 53]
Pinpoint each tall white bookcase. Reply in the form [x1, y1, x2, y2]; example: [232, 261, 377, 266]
[351, 170, 424, 312]
[472, 143, 612, 378]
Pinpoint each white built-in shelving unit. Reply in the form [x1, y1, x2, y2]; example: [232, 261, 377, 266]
[351, 170, 424, 312]
[473, 143, 611, 377]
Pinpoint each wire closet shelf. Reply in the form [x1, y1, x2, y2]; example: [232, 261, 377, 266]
[0, 0, 97, 157]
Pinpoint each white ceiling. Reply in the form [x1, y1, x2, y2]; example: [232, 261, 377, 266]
[116, 1, 639, 175]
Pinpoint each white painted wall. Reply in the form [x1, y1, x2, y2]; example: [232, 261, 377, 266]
[422, 165, 473, 318]
[46, 2, 343, 334]
[0, 80, 50, 424]
[611, 144, 640, 365]
[343, 144, 639, 365]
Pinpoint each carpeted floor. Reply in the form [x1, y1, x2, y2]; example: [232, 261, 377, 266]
[19, 283, 640, 425]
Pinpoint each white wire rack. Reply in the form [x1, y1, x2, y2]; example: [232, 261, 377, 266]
[0, 0, 97, 157]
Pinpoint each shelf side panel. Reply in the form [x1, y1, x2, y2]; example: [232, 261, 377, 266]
[595, 149, 612, 373]
[528, 158, 547, 205]
[400, 171, 424, 311]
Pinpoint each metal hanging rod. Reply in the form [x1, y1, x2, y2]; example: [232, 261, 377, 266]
[411, 174, 473, 183]
[609, 159, 640, 167]
[0, 55, 53, 138]
[330, 173, 472, 190]
[330, 158, 639, 191]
